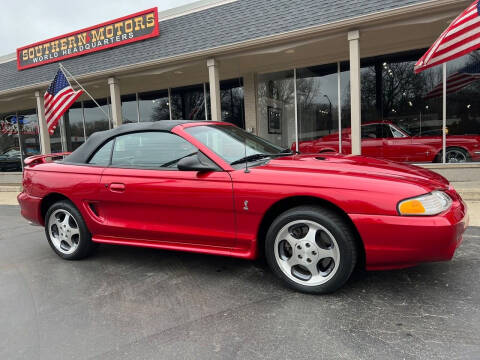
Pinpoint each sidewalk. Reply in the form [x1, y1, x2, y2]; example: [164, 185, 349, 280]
[450, 182, 480, 226]
[0, 185, 21, 206]
[1, 182, 479, 225]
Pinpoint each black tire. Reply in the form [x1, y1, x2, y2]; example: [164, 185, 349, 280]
[435, 147, 470, 163]
[265, 206, 357, 294]
[44, 200, 96, 260]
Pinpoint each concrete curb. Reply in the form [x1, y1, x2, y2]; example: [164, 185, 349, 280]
[0, 192, 19, 206]
[0, 186, 22, 192]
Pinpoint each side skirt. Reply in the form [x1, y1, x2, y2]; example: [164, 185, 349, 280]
[92, 235, 256, 259]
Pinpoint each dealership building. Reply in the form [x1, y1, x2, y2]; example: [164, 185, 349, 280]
[0, 0, 479, 179]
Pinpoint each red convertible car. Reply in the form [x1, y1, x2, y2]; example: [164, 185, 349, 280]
[294, 121, 480, 163]
[18, 121, 468, 294]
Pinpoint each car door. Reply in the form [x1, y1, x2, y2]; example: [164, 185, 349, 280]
[95, 131, 236, 248]
[383, 124, 433, 163]
[381, 124, 411, 162]
[360, 124, 384, 158]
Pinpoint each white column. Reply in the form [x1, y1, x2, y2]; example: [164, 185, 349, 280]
[207, 58, 222, 122]
[203, 83, 209, 120]
[348, 30, 361, 155]
[108, 77, 123, 128]
[243, 73, 257, 133]
[35, 90, 51, 155]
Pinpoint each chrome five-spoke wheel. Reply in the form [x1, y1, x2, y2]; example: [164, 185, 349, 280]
[274, 220, 340, 286]
[265, 206, 357, 294]
[48, 209, 81, 255]
[45, 200, 96, 260]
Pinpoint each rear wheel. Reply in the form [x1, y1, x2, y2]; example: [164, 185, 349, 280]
[265, 206, 357, 294]
[436, 147, 470, 163]
[45, 200, 96, 260]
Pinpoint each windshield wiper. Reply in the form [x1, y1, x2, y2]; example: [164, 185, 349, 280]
[230, 154, 272, 165]
[230, 151, 293, 165]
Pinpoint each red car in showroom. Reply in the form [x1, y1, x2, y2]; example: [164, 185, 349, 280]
[18, 121, 468, 294]
[294, 121, 480, 163]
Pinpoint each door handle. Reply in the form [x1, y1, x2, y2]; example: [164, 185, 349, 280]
[108, 183, 125, 193]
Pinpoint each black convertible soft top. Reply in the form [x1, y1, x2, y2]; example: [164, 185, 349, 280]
[64, 120, 203, 164]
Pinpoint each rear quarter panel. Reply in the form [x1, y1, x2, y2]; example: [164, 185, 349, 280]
[23, 162, 104, 229]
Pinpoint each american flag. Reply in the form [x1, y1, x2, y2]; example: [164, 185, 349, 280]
[44, 69, 83, 134]
[415, 0, 480, 73]
[425, 60, 480, 98]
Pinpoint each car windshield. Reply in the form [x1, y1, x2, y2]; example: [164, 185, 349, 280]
[395, 124, 412, 137]
[185, 125, 289, 165]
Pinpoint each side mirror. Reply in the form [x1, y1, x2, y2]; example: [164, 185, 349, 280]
[177, 153, 218, 172]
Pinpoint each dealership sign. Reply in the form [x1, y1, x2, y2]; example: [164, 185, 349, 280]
[16, 8, 159, 71]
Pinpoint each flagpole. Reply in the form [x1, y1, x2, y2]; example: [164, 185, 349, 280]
[59, 63, 111, 123]
[442, 62, 447, 164]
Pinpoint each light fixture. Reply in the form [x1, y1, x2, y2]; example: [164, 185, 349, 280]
[467, 104, 471, 109]
[285, 49, 295, 54]
[408, 101, 413, 107]
[425, 105, 429, 109]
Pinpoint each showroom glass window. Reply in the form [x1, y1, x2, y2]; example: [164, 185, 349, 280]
[330, 50, 443, 162]
[84, 98, 111, 137]
[359, 50, 443, 162]
[49, 125, 63, 153]
[296, 63, 339, 150]
[17, 109, 41, 160]
[257, 70, 295, 148]
[203, 78, 245, 125]
[171, 84, 206, 120]
[138, 90, 170, 121]
[220, 78, 245, 128]
[64, 102, 85, 151]
[446, 50, 480, 163]
[0, 113, 22, 172]
[121, 94, 138, 123]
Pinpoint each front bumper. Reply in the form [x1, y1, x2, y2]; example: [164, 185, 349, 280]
[350, 190, 468, 270]
[17, 192, 43, 226]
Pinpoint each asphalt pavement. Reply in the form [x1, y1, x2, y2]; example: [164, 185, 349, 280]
[0, 205, 479, 360]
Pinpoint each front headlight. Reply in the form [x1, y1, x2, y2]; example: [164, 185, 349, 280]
[398, 191, 452, 216]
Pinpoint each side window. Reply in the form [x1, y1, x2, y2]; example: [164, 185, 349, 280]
[378, 124, 393, 138]
[361, 125, 377, 139]
[390, 125, 406, 138]
[111, 132, 197, 169]
[89, 139, 113, 166]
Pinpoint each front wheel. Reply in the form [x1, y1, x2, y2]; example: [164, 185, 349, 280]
[45, 200, 96, 260]
[265, 206, 358, 294]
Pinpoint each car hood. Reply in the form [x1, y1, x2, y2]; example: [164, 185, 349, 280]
[257, 153, 449, 189]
